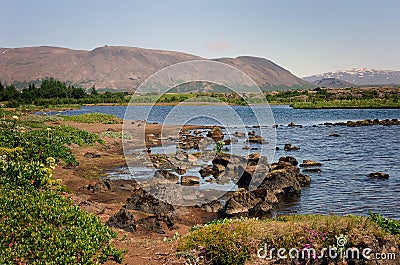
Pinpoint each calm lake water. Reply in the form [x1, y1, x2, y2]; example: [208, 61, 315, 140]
[51, 105, 400, 218]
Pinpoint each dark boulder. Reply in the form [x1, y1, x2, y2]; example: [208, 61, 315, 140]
[296, 173, 311, 187]
[224, 189, 262, 215]
[106, 208, 136, 233]
[202, 200, 223, 213]
[156, 170, 179, 183]
[279, 156, 298, 166]
[199, 165, 215, 177]
[125, 188, 174, 215]
[236, 166, 253, 190]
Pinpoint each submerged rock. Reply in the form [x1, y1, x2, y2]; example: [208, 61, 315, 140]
[302, 168, 322, 173]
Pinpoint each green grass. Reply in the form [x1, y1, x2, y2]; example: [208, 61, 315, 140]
[178, 215, 400, 265]
[61, 112, 122, 124]
[290, 98, 400, 109]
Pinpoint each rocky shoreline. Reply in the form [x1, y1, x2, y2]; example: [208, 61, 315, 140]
[50, 117, 398, 264]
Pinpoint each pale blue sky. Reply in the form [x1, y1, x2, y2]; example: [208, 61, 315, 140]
[1, 0, 399, 76]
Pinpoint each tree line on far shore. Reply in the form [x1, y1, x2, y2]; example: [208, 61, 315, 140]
[0, 78, 129, 107]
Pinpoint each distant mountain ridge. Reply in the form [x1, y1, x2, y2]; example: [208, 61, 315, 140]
[311, 77, 354, 88]
[303, 68, 400, 86]
[0, 46, 311, 91]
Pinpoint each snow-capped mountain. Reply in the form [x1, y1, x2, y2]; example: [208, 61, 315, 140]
[303, 68, 400, 86]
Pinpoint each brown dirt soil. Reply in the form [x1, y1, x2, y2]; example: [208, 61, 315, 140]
[52, 120, 216, 264]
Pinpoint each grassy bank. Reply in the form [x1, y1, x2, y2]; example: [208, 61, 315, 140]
[177, 214, 400, 265]
[290, 98, 400, 109]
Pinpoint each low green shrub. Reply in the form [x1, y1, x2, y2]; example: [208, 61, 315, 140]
[369, 212, 400, 235]
[0, 112, 125, 264]
[0, 184, 124, 264]
[0, 124, 103, 166]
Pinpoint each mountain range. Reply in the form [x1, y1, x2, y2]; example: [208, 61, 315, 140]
[303, 68, 400, 86]
[311, 78, 354, 88]
[0, 46, 310, 91]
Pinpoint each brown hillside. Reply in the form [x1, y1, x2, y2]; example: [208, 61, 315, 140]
[0, 46, 310, 90]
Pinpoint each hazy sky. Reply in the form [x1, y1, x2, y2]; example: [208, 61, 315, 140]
[1, 0, 399, 76]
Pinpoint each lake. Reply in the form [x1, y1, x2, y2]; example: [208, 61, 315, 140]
[50, 105, 400, 218]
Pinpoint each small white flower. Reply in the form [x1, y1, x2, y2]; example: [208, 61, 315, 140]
[12, 116, 19, 120]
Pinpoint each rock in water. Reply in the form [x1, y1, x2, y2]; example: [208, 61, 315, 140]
[181, 176, 200, 186]
[279, 156, 298, 166]
[368, 172, 389, 179]
[234, 131, 246, 137]
[206, 126, 224, 141]
[247, 135, 264, 144]
[300, 160, 322, 167]
[284, 143, 300, 151]
[187, 153, 198, 163]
